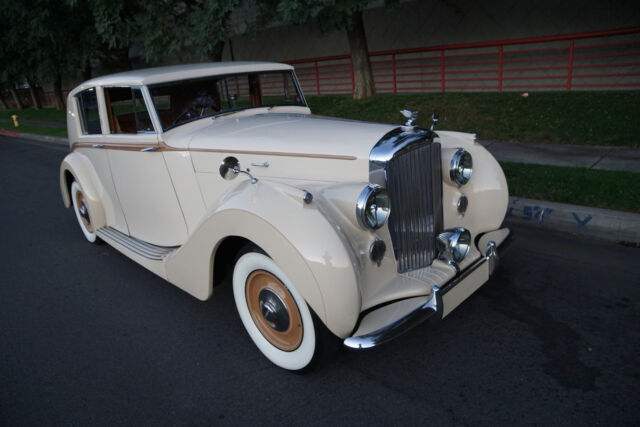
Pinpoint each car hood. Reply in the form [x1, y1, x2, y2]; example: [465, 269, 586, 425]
[187, 113, 397, 161]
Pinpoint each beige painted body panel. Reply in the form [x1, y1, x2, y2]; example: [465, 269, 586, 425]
[437, 131, 509, 236]
[107, 147, 188, 247]
[162, 151, 207, 234]
[73, 148, 128, 233]
[59, 152, 107, 230]
[61, 62, 510, 341]
[164, 180, 361, 337]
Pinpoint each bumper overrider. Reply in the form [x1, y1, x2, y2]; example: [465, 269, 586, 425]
[343, 228, 514, 350]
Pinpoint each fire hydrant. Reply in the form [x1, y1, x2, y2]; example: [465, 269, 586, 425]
[11, 114, 19, 127]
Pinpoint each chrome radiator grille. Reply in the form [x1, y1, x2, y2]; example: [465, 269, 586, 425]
[385, 142, 443, 273]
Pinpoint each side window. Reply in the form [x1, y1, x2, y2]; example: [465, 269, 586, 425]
[76, 88, 101, 135]
[104, 87, 154, 134]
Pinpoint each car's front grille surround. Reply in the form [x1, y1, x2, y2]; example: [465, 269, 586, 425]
[385, 142, 443, 273]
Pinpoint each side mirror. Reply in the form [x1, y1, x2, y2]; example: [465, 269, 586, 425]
[220, 156, 240, 180]
[219, 156, 258, 184]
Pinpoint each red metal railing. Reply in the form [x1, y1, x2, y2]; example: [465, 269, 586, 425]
[287, 26, 640, 95]
[2, 27, 639, 109]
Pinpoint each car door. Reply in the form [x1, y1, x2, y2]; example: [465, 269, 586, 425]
[72, 87, 129, 234]
[102, 86, 188, 247]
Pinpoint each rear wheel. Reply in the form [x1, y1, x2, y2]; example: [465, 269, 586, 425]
[232, 251, 334, 371]
[70, 181, 97, 243]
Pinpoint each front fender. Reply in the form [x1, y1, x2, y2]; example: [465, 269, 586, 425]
[59, 152, 107, 230]
[165, 179, 361, 338]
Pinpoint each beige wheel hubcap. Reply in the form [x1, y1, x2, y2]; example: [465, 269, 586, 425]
[245, 270, 303, 352]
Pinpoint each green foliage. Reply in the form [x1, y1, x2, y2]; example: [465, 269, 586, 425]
[0, 122, 68, 137]
[0, 0, 96, 90]
[502, 162, 640, 213]
[254, 0, 379, 33]
[2, 108, 66, 122]
[138, 0, 241, 63]
[86, 0, 141, 50]
[306, 92, 640, 147]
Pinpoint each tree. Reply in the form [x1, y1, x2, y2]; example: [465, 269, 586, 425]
[36, 0, 98, 108]
[84, 0, 142, 70]
[0, 0, 98, 109]
[255, 0, 395, 100]
[137, 0, 241, 64]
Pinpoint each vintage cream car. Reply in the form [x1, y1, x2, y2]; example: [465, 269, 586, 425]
[60, 62, 511, 371]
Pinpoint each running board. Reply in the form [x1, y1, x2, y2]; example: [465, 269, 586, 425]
[96, 227, 179, 261]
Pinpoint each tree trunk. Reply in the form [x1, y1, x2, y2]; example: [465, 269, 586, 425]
[53, 75, 65, 110]
[210, 40, 225, 62]
[9, 88, 23, 110]
[0, 93, 9, 110]
[27, 79, 42, 110]
[83, 60, 92, 81]
[115, 47, 133, 71]
[346, 10, 375, 100]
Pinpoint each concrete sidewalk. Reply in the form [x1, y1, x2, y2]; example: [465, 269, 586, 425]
[480, 140, 640, 173]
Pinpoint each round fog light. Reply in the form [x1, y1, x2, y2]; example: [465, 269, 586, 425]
[438, 227, 471, 263]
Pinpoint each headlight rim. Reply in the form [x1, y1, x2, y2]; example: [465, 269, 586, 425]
[356, 183, 391, 230]
[449, 148, 473, 186]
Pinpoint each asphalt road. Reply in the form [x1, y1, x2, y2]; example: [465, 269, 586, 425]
[1, 135, 639, 426]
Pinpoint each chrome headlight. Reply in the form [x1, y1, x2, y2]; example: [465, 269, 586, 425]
[356, 184, 391, 230]
[450, 148, 472, 186]
[438, 227, 471, 263]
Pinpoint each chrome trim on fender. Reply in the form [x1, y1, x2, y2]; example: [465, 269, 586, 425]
[344, 229, 513, 350]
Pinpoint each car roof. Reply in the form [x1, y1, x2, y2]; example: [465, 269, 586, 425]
[80, 62, 295, 87]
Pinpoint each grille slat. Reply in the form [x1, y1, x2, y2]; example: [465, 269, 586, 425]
[386, 142, 443, 273]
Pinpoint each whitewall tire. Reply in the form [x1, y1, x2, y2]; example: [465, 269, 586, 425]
[70, 181, 97, 243]
[232, 252, 317, 371]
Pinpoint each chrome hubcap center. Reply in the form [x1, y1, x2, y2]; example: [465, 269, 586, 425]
[79, 200, 91, 224]
[258, 288, 290, 332]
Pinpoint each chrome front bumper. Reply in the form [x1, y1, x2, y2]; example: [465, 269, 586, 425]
[343, 228, 514, 350]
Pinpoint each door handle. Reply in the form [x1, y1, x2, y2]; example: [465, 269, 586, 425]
[141, 146, 158, 152]
[250, 161, 269, 168]
[92, 144, 104, 148]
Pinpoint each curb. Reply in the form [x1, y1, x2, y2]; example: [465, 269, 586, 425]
[0, 129, 68, 147]
[505, 197, 640, 244]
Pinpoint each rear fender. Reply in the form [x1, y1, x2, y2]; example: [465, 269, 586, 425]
[59, 152, 107, 230]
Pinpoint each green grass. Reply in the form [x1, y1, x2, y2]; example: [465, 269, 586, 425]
[0, 122, 67, 138]
[501, 162, 640, 213]
[2, 107, 66, 122]
[307, 92, 640, 147]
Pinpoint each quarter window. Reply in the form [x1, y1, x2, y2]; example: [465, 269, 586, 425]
[76, 88, 101, 135]
[104, 87, 154, 134]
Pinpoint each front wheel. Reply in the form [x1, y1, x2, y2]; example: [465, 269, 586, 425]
[233, 252, 328, 371]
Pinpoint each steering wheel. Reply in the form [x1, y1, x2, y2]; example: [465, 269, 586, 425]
[172, 91, 217, 125]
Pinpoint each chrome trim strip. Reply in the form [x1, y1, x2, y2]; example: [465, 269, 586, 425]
[96, 226, 179, 261]
[344, 229, 513, 350]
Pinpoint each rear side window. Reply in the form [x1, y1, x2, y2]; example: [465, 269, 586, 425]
[76, 88, 101, 135]
[104, 87, 154, 134]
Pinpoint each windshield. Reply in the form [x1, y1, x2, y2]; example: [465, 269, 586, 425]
[148, 70, 305, 131]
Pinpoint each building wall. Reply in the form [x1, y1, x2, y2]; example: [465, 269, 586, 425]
[223, 0, 640, 61]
